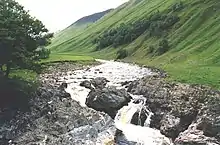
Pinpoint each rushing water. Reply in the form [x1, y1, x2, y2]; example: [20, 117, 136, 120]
[61, 60, 172, 145]
[115, 96, 172, 145]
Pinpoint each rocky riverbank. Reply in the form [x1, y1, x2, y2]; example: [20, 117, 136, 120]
[82, 74, 220, 144]
[1, 60, 220, 145]
[0, 61, 105, 145]
[125, 75, 220, 144]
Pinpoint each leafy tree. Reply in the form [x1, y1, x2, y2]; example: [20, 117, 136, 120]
[171, 1, 184, 12]
[156, 38, 169, 55]
[35, 47, 51, 59]
[147, 45, 155, 54]
[116, 49, 128, 59]
[0, 0, 52, 77]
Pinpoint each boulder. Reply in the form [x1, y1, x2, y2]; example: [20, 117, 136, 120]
[91, 77, 109, 89]
[130, 109, 148, 126]
[196, 98, 220, 141]
[174, 123, 220, 145]
[86, 87, 131, 118]
[160, 114, 180, 140]
[59, 82, 68, 90]
[80, 80, 93, 90]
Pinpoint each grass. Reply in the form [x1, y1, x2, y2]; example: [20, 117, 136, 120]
[48, 0, 220, 89]
[40, 53, 94, 63]
[7, 53, 94, 86]
[10, 69, 38, 83]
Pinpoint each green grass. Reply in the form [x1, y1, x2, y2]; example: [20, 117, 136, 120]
[40, 53, 94, 63]
[48, 0, 220, 89]
[10, 69, 38, 84]
[8, 54, 94, 84]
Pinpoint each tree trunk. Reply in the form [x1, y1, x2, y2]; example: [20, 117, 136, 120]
[5, 63, 11, 78]
[0, 64, 3, 77]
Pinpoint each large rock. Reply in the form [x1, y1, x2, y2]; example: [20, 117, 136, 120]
[196, 96, 220, 141]
[80, 80, 93, 89]
[174, 123, 220, 145]
[80, 77, 109, 90]
[130, 109, 148, 126]
[86, 87, 132, 118]
[127, 75, 220, 143]
[160, 114, 180, 140]
[91, 77, 109, 89]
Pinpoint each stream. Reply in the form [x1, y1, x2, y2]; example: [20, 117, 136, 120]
[58, 60, 172, 145]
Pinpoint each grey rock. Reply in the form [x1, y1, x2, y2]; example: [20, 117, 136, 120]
[91, 77, 109, 89]
[86, 87, 131, 118]
[80, 80, 93, 89]
[59, 82, 68, 90]
[160, 114, 180, 140]
[174, 123, 219, 145]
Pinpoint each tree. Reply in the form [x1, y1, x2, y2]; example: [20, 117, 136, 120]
[0, 0, 52, 77]
[157, 38, 169, 55]
[35, 47, 51, 59]
[116, 49, 128, 59]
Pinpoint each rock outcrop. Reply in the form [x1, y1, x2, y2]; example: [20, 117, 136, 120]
[127, 75, 220, 143]
[0, 84, 103, 145]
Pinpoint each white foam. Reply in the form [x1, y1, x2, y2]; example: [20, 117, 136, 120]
[115, 98, 173, 145]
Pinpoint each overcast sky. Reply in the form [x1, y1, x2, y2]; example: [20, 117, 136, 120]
[16, 0, 128, 32]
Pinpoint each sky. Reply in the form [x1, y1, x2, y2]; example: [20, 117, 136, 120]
[16, 0, 129, 32]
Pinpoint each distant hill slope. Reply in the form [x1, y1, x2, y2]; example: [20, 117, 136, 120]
[50, 9, 113, 48]
[69, 9, 113, 27]
[49, 0, 220, 88]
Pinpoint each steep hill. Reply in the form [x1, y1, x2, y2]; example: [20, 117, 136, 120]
[50, 9, 113, 48]
[48, 0, 220, 88]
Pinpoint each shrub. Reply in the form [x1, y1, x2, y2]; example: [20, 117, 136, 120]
[156, 39, 169, 55]
[116, 49, 128, 59]
[171, 1, 185, 12]
[147, 45, 155, 54]
[36, 47, 51, 59]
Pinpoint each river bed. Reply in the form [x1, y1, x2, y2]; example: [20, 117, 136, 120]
[56, 60, 172, 145]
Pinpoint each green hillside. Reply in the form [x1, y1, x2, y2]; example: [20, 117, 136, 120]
[50, 9, 113, 49]
[48, 0, 220, 88]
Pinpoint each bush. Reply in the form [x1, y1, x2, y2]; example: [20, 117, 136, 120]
[36, 47, 51, 59]
[147, 45, 155, 54]
[156, 39, 169, 55]
[171, 1, 184, 12]
[116, 49, 128, 59]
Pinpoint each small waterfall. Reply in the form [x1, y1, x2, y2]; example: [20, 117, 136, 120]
[115, 96, 173, 145]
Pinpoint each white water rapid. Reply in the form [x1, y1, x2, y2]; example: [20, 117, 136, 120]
[61, 60, 172, 145]
[115, 95, 172, 145]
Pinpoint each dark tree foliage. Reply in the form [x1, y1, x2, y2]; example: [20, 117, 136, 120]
[94, 11, 180, 50]
[156, 38, 169, 55]
[171, 1, 185, 12]
[147, 45, 155, 54]
[0, 0, 52, 77]
[116, 49, 128, 59]
[36, 47, 51, 59]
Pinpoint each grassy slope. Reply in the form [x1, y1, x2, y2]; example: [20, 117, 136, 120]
[49, 0, 220, 88]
